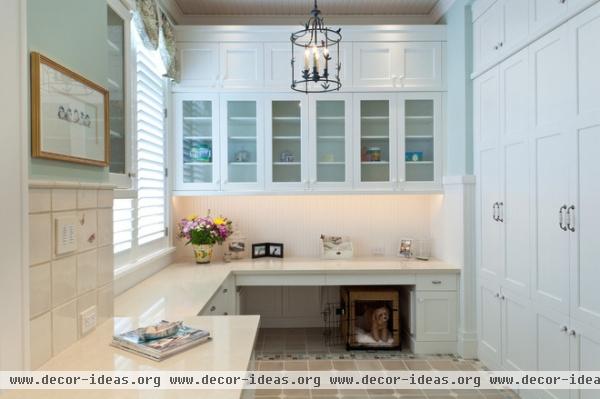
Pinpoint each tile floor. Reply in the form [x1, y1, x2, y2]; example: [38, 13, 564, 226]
[246, 328, 519, 399]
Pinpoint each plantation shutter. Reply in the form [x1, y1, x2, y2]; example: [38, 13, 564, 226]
[113, 198, 135, 254]
[136, 46, 166, 245]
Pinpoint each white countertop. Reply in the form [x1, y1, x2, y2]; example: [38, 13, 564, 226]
[5, 316, 259, 399]
[115, 257, 460, 321]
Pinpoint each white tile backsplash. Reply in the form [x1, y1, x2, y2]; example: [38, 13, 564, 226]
[52, 300, 78, 356]
[29, 263, 51, 317]
[97, 245, 114, 287]
[97, 209, 113, 247]
[29, 186, 115, 368]
[30, 313, 52, 369]
[77, 250, 97, 295]
[52, 256, 77, 307]
[29, 189, 51, 214]
[29, 213, 52, 265]
[98, 189, 113, 208]
[77, 189, 98, 209]
[77, 291, 97, 337]
[51, 189, 77, 211]
[97, 283, 114, 327]
[77, 210, 97, 252]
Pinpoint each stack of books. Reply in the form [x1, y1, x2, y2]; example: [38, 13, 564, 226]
[111, 320, 211, 361]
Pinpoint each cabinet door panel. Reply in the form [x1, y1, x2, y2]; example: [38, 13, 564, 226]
[530, 0, 568, 34]
[502, 291, 536, 371]
[475, 69, 500, 150]
[535, 307, 571, 399]
[352, 43, 396, 88]
[570, 124, 600, 328]
[220, 43, 264, 89]
[503, 0, 529, 50]
[479, 147, 502, 281]
[474, 1, 502, 68]
[571, 321, 600, 399]
[533, 132, 570, 314]
[177, 43, 219, 88]
[479, 283, 502, 366]
[415, 291, 457, 341]
[397, 42, 443, 89]
[264, 42, 293, 89]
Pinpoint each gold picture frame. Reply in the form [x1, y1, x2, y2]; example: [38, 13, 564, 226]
[31, 52, 110, 167]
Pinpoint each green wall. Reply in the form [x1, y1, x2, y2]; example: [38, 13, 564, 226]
[28, 0, 110, 182]
[439, 0, 474, 176]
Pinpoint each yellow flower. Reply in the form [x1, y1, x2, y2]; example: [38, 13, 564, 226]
[186, 214, 198, 221]
[213, 217, 225, 225]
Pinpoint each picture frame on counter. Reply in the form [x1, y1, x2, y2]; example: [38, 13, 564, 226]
[31, 52, 109, 167]
[398, 239, 413, 258]
[252, 243, 284, 259]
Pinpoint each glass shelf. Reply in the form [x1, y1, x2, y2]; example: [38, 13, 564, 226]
[360, 100, 390, 183]
[182, 100, 214, 184]
[272, 101, 302, 183]
[404, 99, 435, 182]
[227, 101, 258, 184]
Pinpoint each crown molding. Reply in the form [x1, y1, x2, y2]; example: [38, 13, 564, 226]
[428, 0, 457, 23]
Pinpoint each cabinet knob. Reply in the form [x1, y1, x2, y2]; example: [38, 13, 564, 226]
[570, 329, 577, 337]
[210, 306, 216, 312]
[495, 293, 500, 298]
[432, 280, 442, 285]
[222, 288, 228, 294]
[500, 295, 505, 300]
[560, 326, 568, 333]
[223, 312, 229, 316]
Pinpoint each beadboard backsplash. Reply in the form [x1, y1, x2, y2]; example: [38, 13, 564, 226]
[172, 195, 441, 260]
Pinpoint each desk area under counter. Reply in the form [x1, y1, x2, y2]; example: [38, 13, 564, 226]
[115, 257, 461, 355]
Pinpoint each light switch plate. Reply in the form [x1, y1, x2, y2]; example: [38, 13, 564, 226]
[55, 215, 78, 255]
[80, 306, 97, 336]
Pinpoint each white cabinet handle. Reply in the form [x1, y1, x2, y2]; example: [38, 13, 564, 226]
[497, 202, 504, 223]
[559, 205, 568, 231]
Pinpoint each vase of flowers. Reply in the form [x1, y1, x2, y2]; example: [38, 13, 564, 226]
[177, 213, 233, 264]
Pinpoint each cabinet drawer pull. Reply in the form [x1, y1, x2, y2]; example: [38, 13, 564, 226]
[493, 202, 499, 221]
[567, 205, 576, 232]
[210, 306, 216, 312]
[497, 202, 504, 223]
[432, 280, 442, 285]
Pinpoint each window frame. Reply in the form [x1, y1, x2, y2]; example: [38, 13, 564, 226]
[113, 21, 171, 276]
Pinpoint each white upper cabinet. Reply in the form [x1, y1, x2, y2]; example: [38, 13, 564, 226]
[529, 0, 568, 35]
[174, 93, 221, 191]
[266, 94, 309, 191]
[220, 95, 265, 191]
[399, 93, 442, 190]
[264, 42, 295, 90]
[474, 0, 529, 71]
[177, 43, 220, 88]
[219, 43, 264, 89]
[353, 93, 398, 190]
[352, 43, 397, 88]
[353, 42, 443, 90]
[308, 94, 353, 191]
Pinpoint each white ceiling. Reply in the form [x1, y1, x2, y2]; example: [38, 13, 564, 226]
[171, 0, 443, 16]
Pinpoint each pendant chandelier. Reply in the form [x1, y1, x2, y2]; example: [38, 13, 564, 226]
[291, 0, 342, 93]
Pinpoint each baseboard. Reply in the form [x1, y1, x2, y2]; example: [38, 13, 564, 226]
[457, 330, 478, 359]
[257, 317, 324, 328]
[409, 337, 457, 354]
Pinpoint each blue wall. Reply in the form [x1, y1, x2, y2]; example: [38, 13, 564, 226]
[440, 0, 474, 176]
[28, 0, 110, 182]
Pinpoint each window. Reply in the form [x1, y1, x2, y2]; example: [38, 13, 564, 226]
[113, 27, 169, 274]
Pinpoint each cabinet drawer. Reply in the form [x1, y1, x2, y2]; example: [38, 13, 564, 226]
[416, 274, 457, 291]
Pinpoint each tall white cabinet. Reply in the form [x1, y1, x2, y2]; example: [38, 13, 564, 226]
[474, 1, 600, 396]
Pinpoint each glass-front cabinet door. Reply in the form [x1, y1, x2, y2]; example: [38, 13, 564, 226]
[220, 95, 264, 191]
[266, 95, 308, 190]
[353, 93, 398, 190]
[399, 93, 441, 189]
[174, 93, 220, 191]
[309, 94, 352, 190]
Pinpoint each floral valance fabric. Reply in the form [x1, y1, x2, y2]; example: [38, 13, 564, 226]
[133, 0, 179, 81]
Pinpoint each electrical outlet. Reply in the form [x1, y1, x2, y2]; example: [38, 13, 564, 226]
[371, 245, 385, 256]
[80, 306, 97, 336]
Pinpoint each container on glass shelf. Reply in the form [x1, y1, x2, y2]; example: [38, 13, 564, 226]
[366, 147, 382, 162]
[414, 239, 431, 261]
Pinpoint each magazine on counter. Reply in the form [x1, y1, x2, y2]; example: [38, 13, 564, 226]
[111, 320, 211, 361]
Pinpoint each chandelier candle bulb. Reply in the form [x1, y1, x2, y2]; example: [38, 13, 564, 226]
[304, 48, 310, 70]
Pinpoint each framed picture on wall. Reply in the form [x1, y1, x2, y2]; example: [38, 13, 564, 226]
[30, 52, 109, 166]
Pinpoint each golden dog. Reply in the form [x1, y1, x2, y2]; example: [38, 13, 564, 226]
[365, 306, 390, 342]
